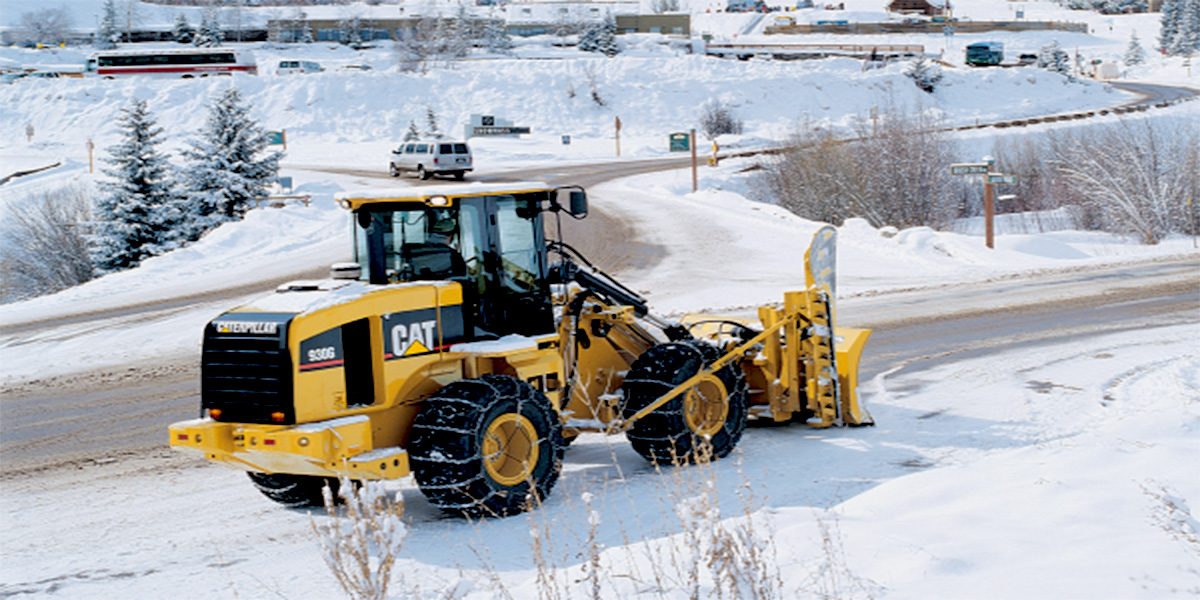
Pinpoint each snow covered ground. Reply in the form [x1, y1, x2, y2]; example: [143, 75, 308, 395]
[1, 0, 1199, 598]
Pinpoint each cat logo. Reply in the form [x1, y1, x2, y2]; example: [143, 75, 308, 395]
[390, 320, 437, 358]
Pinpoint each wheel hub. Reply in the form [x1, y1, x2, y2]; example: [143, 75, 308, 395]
[482, 413, 540, 486]
[683, 374, 729, 438]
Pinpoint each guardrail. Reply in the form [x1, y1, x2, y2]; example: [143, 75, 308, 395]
[251, 194, 312, 208]
[706, 42, 924, 59]
[765, 20, 1088, 35]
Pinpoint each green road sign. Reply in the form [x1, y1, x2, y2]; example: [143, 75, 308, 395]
[669, 132, 691, 152]
[950, 163, 989, 175]
[987, 174, 1019, 184]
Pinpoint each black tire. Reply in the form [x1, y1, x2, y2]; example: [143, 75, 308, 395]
[453, 171, 465, 181]
[620, 340, 748, 465]
[389, 163, 400, 177]
[247, 471, 340, 508]
[418, 165, 431, 180]
[409, 374, 565, 517]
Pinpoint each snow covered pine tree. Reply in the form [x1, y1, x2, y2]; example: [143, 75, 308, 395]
[1038, 40, 1072, 76]
[90, 98, 181, 274]
[96, 0, 119, 50]
[179, 87, 282, 240]
[193, 8, 224, 48]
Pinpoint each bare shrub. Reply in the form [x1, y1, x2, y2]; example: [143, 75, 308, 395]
[989, 134, 1083, 234]
[312, 479, 406, 600]
[19, 7, 73, 46]
[1050, 118, 1200, 244]
[699, 100, 745, 139]
[0, 184, 95, 304]
[757, 103, 959, 229]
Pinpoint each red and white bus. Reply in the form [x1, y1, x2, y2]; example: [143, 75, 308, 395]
[84, 48, 257, 78]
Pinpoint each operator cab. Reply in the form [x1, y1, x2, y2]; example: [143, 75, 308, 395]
[339, 184, 586, 340]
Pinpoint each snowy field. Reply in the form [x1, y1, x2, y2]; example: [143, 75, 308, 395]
[2, 0, 1199, 598]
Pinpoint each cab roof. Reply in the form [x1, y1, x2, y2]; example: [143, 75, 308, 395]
[335, 182, 552, 210]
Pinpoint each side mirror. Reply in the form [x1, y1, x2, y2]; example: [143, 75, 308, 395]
[554, 187, 588, 218]
[569, 191, 588, 218]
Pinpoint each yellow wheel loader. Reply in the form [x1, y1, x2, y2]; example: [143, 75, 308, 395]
[169, 182, 872, 517]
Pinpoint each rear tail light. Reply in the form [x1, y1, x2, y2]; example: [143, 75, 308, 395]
[271, 412, 286, 423]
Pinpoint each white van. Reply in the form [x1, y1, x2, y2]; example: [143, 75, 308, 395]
[276, 60, 323, 75]
[389, 141, 473, 180]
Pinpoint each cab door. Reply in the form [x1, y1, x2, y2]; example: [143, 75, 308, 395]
[464, 194, 554, 337]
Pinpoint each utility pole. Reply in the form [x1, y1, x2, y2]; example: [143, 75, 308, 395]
[983, 156, 995, 249]
[690, 129, 697, 193]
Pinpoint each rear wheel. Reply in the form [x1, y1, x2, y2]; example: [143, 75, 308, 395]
[453, 171, 465, 181]
[247, 472, 340, 508]
[409, 374, 565, 517]
[418, 165, 431, 180]
[621, 340, 748, 464]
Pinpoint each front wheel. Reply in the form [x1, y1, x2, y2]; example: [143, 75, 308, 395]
[621, 340, 748, 465]
[389, 163, 400, 177]
[247, 472, 339, 508]
[409, 374, 565, 517]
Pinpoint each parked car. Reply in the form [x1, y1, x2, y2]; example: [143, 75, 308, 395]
[1, 71, 61, 84]
[389, 140, 473, 180]
[276, 60, 324, 75]
[338, 64, 372, 72]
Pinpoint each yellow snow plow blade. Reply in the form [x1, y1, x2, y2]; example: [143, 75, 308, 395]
[626, 225, 872, 430]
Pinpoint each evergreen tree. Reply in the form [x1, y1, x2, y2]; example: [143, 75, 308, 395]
[1159, 0, 1182, 53]
[173, 13, 195, 44]
[598, 14, 620, 57]
[1173, 0, 1200, 56]
[578, 21, 601, 53]
[1125, 29, 1146, 65]
[483, 18, 514, 55]
[193, 8, 224, 48]
[298, 17, 314, 44]
[424, 106, 442, 139]
[580, 14, 619, 57]
[1037, 39, 1071, 76]
[181, 88, 281, 235]
[404, 120, 420, 142]
[905, 55, 943, 92]
[96, 0, 119, 49]
[90, 99, 181, 273]
[341, 13, 364, 48]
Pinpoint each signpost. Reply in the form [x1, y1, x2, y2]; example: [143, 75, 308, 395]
[86, 139, 94, 173]
[267, 130, 287, 150]
[950, 158, 1018, 249]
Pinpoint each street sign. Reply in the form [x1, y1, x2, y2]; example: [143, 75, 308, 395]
[950, 163, 988, 175]
[669, 132, 691, 152]
[987, 174, 1019, 184]
[562, 135, 571, 145]
[267, 131, 285, 145]
[473, 126, 531, 136]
